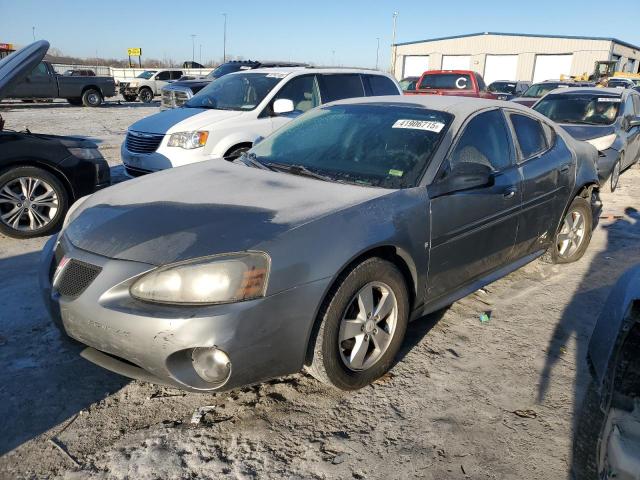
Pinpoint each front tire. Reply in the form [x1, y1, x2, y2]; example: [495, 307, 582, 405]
[82, 88, 103, 107]
[602, 157, 621, 194]
[572, 381, 604, 479]
[307, 257, 409, 390]
[138, 88, 153, 103]
[0, 166, 69, 239]
[542, 196, 592, 264]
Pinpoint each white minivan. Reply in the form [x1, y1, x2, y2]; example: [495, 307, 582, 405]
[121, 67, 402, 175]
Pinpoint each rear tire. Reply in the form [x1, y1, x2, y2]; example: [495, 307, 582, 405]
[541, 196, 592, 264]
[307, 257, 409, 390]
[138, 88, 153, 103]
[82, 88, 103, 107]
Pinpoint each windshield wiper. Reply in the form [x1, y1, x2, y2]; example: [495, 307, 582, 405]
[238, 152, 273, 171]
[265, 162, 335, 182]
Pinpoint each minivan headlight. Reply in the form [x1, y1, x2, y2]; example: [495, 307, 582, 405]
[586, 134, 616, 152]
[167, 131, 209, 149]
[130, 252, 270, 305]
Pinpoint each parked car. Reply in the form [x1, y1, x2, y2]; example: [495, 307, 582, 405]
[161, 61, 307, 110]
[404, 70, 499, 99]
[399, 76, 419, 92]
[487, 80, 531, 100]
[573, 264, 640, 479]
[42, 95, 600, 393]
[63, 69, 96, 77]
[119, 69, 184, 103]
[122, 67, 402, 175]
[0, 41, 110, 238]
[606, 77, 636, 89]
[5, 59, 115, 107]
[512, 80, 595, 107]
[533, 87, 640, 192]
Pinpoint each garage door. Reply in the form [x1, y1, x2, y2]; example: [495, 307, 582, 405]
[442, 55, 471, 70]
[484, 55, 518, 85]
[402, 55, 430, 78]
[533, 54, 573, 83]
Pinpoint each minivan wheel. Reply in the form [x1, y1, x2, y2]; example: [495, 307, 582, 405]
[138, 88, 153, 103]
[307, 257, 409, 390]
[224, 145, 250, 161]
[82, 88, 103, 107]
[542, 196, 592, 264]
[0, 166, 69, 239]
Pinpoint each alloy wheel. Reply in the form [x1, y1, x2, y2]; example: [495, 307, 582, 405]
[557, 209, 586, 258]
[338, 281, 398, 371]
[0, 177, 59, 231]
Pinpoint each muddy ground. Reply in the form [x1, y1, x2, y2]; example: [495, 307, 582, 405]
[0, 98, 639, 479]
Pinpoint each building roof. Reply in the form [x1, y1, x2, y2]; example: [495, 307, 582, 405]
[394, 32, 640, 52]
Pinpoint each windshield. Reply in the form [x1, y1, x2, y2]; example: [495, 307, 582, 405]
[418, 73, 472, 90]
[534, 94, 621, 125]
[207, 63, 253, 79]
[488, 81, 517, 94]
[249, 104, 452, 188]
[522, 83, 570, 98]
[137, 70, 157, 79]
[185, 72, 283, 110]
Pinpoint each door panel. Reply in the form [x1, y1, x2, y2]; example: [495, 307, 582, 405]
[10, 62, 56, 98]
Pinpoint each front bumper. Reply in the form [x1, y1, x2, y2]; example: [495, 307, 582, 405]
[40, 235, 330, 392]
[121, 141, 216, 175]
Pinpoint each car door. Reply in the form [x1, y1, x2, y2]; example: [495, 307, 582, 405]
[507, 111, 571, 257]
[623, 94, 640, 167]
[427, 109, 521, 300]
[153, 71, 172, 93]
[268, 74, 321, 132]
[10, 62, 57, 98]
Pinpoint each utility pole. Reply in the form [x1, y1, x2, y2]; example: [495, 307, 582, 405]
[222, 13, 227, 63]
[332, 50, 335, 65]
[391, 12, 398, 75]
[190, 34, 196, 63]
[376, 37, 380, 70]
[32, 26, 35, 41]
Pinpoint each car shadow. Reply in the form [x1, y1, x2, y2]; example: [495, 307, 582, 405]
[0, 100, 159, 110]
[537, 207, 640, 474]
[393, 307, 449, 367]
[0, 250, 128, 455]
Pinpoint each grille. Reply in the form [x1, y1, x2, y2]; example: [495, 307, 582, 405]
[161, 90, 174, 108]
[125, 131, 164, 154]
[174, 90, 190, 107]
[55, 259, 102, 298]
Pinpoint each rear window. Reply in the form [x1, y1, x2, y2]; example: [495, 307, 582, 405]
[510, 114, 548, 159]
[533, 94, 622, 125]
[418, 73, 472, 90]
[365, 75, 399, 96]
[319, 74, 365, 103]
[488, 82, 518, 94]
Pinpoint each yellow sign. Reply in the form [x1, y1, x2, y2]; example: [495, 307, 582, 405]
[127, 48, 142, 56]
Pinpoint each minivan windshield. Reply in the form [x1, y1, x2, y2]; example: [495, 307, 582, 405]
[136, 70, 157, 79]
[533, 94, 622, 125]
[185, 72, 282, 110]
[249, 104, 452, 188]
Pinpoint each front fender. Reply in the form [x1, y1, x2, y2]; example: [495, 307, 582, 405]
[212, 132, 263, 158]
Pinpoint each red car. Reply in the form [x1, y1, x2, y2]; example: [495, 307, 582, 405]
[405, 70, 499, 99]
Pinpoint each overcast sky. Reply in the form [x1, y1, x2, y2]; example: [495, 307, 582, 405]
[1, 0, 638, 68]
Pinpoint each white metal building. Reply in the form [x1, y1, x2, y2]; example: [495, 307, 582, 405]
[393, 32, 640, 83]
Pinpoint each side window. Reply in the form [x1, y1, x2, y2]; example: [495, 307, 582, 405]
[273, 75, 320, 113]
[365, 75, 399, 96]
[475, 74, 487, 91]
[541, 122, 556, 148]
[156, 71, 171, 81]
[444, 109, 513, 176]
[30, 63, 48, 77]
[623, 96, 635, 117]
[170, 71, 183, 80]
[319, 74, 365, 103]
[510, 114, 548, 159]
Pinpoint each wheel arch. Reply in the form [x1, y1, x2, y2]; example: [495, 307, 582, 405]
[81, 84, 103, 96]
[0, 158, 76, 202]
[223, 142, 253, 159]
[303, 244, 418, 366]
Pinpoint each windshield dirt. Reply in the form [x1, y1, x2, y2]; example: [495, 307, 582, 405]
[534, 95, 621, 125]
[185, 72, 282, 110]
[249, 104, 452, 188]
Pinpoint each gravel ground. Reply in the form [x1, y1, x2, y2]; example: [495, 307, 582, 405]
[1, 98, 639, 479]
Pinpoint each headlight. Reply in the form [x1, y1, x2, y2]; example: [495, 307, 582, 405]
[130, 252, 270, 305]
[167, 131, 209, 149]
[68, 148, 103, 160]
[128, 81, 138, 87]
[586, 134, 616, 152]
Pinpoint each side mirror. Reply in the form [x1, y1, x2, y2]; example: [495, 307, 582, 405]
[253, 136, 264, 146]
[629, 116, 640, 129]
[273, 98, 295, 115]
[430, 162, 494, 197]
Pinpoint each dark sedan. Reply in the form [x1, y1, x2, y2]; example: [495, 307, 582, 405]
[512, 80, 595, 107]
[42, 95, 600, 392]
[487, 80, 531, 100]
[533, 87, 640, 192]
[0, 41, 111, 238]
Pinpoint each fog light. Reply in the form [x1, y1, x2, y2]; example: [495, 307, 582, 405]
[191, 347, 231, 385]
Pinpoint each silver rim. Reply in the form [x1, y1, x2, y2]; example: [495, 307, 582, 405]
[611, 160, 620, 191]
[557, 209, 586, 258]
[0, 177, 59, 231]
[339, 281, 398, 371]
[87, 93, 100, 105]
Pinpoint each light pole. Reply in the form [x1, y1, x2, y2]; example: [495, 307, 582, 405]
[190, 34, 196, 63]
[199, 44, 202, 64]
[331, 49, 335, 65]
[390, 12, 398, 75]
[376, 37, 380, 70]
[32, 26, 35, 41]
[222, 13, 227, 63]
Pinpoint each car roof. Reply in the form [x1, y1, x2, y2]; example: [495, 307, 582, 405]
[545, 87, 624, 96]
[236, 66, 393, 76]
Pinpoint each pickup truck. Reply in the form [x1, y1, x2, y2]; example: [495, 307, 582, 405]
[6, 61, 116, 107]
[119, 69, 185, 103]
[405, 70, 499, 99]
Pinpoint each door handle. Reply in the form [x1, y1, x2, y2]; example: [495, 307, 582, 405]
[503, 189, 517, 199]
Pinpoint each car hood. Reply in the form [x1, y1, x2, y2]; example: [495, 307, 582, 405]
[560, 124, 616, 141]
[127, 107, 243, 135]
[0, 40, 49, 100]
[511, 97, 537, 107]
[64, 160, 392, 265]
[168, 79, 212, 90]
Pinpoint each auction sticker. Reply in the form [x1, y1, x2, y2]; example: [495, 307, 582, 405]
[392, 119, 445, 133]
[598, 97, 621, 102]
